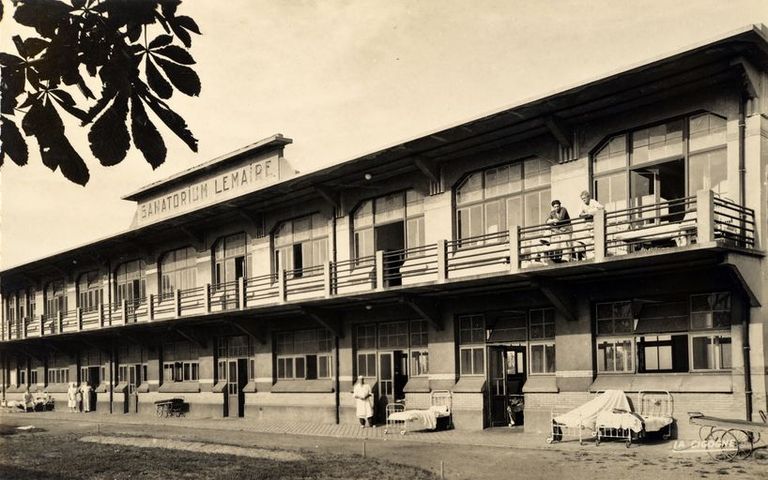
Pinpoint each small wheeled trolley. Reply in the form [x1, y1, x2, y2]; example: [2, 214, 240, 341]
[688, 410, 768, 461]
[154, 397, 186, 417]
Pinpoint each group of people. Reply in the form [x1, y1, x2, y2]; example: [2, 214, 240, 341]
[15, 388, 54, 412]
[66, 382, 93, 413]
[540, 190, 604, 261]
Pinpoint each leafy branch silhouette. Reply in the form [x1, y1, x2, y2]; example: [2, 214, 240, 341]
[0, 0, 201, 185]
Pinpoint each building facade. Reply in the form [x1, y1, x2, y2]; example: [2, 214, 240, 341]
[2, 26, 768, 438]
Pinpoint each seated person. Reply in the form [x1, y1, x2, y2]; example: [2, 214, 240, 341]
[22, 389, 34, 412]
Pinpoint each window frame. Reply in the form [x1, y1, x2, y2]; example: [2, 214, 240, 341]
[590, 112, 729, 211]
[528, 342, 556, 375]
[690, 333, 732, 372]
[454, 157, 553, 244]
[596, 337, 635, 374]
[159, 246, 198, 300]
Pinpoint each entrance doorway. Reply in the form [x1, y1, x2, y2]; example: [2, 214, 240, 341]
[80, 366, 101, 412]
[225, 358, 247, 418]
[375, 350, 407, 422]
[123, 364, 142, 414]
[487, 346, 526, 427]
[375, 222, 405, 287]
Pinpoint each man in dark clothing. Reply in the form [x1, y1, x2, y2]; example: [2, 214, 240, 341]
[546, 200, 571, 233]
[541, 200, 572, 262]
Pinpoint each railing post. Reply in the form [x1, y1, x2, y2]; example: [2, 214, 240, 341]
[696, 189, 715, 244]
[174, 289, 181, 317]
[323, 262, 332, 297]
[204, 284, 211, 313]
[238, 277, 245, 310]
[57, 311, 63, 334]
[375, 250, 385, 290]
[436, 240, 447, 282]
[77, 307, 83, 331]
[509, 227, 520, 273]
[593, 209, 606, 262]
[98, 304, 104, 328]
[122, 299, 128, 325]
[148, 294, 155, 321]
[36, 314, 43, 338]
[278, 269, 286, 302]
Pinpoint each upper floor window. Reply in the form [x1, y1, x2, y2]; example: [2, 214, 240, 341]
[77, 271, 102, 312]
[44, 280, 67, 318]
[352, 190, 425, 261]
[273, 213, 328, 276]
[592, 113, 728, 213]
[160, 246, 198, 298]
[213, 232, 246, 286]
[115, 260, 146, 305]
[456, 158, 552, 242]
[690, 292, 730, 330]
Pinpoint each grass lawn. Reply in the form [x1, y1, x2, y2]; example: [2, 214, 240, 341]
[0, 428, 438, 480]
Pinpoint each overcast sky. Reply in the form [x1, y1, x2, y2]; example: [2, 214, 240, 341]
[1, 0, 767, 268]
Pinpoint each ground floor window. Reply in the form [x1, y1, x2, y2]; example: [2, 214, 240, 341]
[410, 350, 428, 377]
[459, 346, 485, 376]
[637, 334, 689, 372]
[47, 368, 70, 385]
[357, 352, 376, 377]
[691, 334, 732, 371]
[30, 370, 38, 386]
[163, 361, 199, 382]
[597, 338, 634, 373]
[529, 343, 555, 374]
[275, 328, 333, 380]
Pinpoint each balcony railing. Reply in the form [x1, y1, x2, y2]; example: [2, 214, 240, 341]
[4, 190, 756, 341]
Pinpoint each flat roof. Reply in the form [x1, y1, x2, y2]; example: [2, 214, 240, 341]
[3, 24, 768, 279]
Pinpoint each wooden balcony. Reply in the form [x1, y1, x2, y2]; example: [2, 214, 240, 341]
[1, 190, 757, 342]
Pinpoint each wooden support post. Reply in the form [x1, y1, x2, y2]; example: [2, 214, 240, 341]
[697, 189, 715, 244]
[323, 262, 332, 297]
[436, 240, 447, 282]
[57, 311, 63, 334]
[98, 304, 104, 328]
[77, 307, 83, 331]
[238, 277, 245, 310]
[148, 294, 155, 321]
[203, 284, 211, 313]
[593, 209, 606, 262]
[174, 289, 181, 318]
[122, 299, 128, 325]
[375, 250, 385, 290]
[278, 269, 286, 303]
[509, 226, 520, 272]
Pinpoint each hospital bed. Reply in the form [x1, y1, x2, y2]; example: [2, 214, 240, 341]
[384, 390, 452, 435]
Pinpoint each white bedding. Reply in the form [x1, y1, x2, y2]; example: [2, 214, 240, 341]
[388, 405, 449, 431]
[642, 415, 673, 432]
[554, 390, 630, 430]
[596, 410, 644, 433]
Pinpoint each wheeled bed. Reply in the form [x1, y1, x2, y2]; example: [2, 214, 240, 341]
[384, 390, 452, 435]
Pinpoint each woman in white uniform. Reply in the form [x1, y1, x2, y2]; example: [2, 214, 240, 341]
[67, 382, 77, 412]
[353, 375, 374, 427]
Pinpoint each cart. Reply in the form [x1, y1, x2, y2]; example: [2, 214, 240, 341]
[154, 397, 186, 417]
[688, 410, 768, 461]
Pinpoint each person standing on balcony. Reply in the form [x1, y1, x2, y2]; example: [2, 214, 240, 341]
[578, 190, 604, 220]
[353, 375, 374, 428]
[542, 200, 572, 262]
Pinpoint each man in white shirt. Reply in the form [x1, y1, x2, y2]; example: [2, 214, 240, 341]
[578, 190, 604, 219]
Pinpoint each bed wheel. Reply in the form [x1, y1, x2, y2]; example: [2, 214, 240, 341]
[384, 429, 389, 434]
[546, 437, 553, 444]
[400, 430, 406, 436]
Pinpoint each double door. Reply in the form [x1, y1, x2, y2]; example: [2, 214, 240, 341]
[224, 358, 247, 418]
[375, 350, 407, 422]
[487, 346, 526, 427]
[123, 364, 142, 414]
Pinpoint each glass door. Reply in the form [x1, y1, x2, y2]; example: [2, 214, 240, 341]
[377, 352, 394, 422]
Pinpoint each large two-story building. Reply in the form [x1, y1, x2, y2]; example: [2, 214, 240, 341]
[2, 25, 768, 438]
